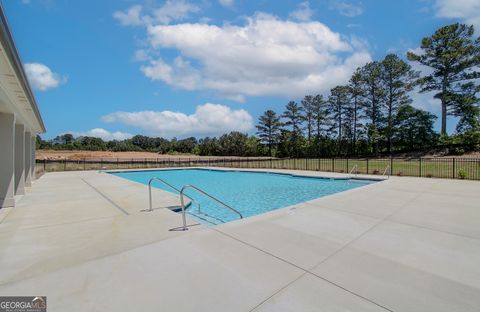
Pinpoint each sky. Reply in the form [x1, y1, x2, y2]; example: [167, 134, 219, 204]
[3, 0, 480, 140]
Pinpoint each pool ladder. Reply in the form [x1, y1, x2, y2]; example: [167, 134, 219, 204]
[148, 177, 200, 212]
[348, 165, 358, 177]
[148, 177, 243, 230]
[382, 165, 391, 179]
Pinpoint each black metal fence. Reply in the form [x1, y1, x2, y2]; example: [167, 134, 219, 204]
[36, 157, 480, 181]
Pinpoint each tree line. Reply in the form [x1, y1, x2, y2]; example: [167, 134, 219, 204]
[256, 23, 479, 157]
[38, 23, 479, 157]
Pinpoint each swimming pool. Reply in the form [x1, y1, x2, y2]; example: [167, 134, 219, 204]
[111, 169, 375, 225]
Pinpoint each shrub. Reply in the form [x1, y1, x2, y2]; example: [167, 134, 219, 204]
[458, 169, 467, 179]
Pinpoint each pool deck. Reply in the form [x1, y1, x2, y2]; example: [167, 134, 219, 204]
[0, 168, 479, 311]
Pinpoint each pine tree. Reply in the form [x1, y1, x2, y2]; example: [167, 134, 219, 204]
[301, 95, 315, 144]
[407, 23, 480, 136]
[359, 61, 385, 154]
[311, 94, 329, 142]
[256, 110, 282, 156]
[453, 82, 480, 133]
[282, 101, 304, 156]
[328, 86, 351, 154]
[348, 69, 364, 154]
[381, 54, 419, 154]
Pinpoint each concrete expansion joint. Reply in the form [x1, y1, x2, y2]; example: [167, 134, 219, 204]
[214, 228, 394, 312]
[81, 178, 130, 216]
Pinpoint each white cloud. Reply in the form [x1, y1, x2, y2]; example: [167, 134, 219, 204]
[218, 0, 234, 8]
[329, 0, 364, 17]
[289, 1, 314, 22]
[24, 63, 65, 91]
[134, 49, 150, 61]
[434, 0, 480, 29]
[113, 1, 199, 26]
[113, 5, 145, 26]
[72, 128, 133, 141]
[102, 103, 253, 138]
[152, 0, 200, 24]
[141, 56, 201, 91]
[139, 13, 371, 101]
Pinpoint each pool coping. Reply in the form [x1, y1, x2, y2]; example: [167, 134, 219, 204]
[105, 167, 387, 226]
[105, 166, 386, 182]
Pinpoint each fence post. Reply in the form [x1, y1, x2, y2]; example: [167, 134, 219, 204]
[452, 158, 456, 179]
[44, 159, 46, 171]
[419, 158, 422, 177]
[332, 158, 335, 172]
[390, 157, 393, 176]
[366, 158, 369, 174]
[346, 158, 349, 172]
[64, 157, 67, 171]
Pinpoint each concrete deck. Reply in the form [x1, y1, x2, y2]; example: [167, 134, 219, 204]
[0, 168, 479, 311]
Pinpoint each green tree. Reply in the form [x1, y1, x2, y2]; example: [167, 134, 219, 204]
[176, 137, 197, 154]
[407, 23, 480, 136]
[301, 95, 315, 143]
[453, 82, 480, 133]
[53, 133, 74, 146]
[310, 94, 330, 156]
[79, 136, 107, 151]
[219, 132, 248, 156]
[348, 70, 364, 154]
[359, 61, 385, 154]
[245, 136, 261, 156]
[198, 137, 220, 156]
[381, 54, 419, 153]
[256, 110, 282, 156]
[393, 105, 437, 150]
[328, 86, 351, 154]
[282, 101, 304, 134]
[282, 101, 304, 156]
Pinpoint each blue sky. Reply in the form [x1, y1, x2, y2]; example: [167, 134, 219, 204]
[4, 0, 479, 140]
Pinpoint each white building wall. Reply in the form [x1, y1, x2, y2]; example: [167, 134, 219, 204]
[24, 130, 32, 187]
[0, 113, 16, 208]
[30, 135, 35, 181]
[14, 123, 25, 195]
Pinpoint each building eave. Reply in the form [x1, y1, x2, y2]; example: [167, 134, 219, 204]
[0, 3, 46, 133]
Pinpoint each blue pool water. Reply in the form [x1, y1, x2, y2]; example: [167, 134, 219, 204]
[111, 169, 375, 225]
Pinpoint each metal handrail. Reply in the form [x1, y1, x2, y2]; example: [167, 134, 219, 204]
[349, 164, 358, 176]
[179, 184, 243, 230]
[148, 177, 200, 212]
[382, 165, 391, 179]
